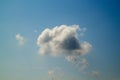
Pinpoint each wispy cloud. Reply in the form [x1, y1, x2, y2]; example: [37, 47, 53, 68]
[48, 67, 64, 80]
[15, 33, 25, 46]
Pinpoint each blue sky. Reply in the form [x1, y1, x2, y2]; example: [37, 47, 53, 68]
[0, 0, 120, 80]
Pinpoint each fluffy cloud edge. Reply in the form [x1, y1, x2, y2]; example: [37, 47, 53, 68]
[15, 33, 25, 46]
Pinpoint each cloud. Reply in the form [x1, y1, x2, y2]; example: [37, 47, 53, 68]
[15, 34, 25, 46]
[48, 68, 64, 80]
[79, 58, 88, 71]
[48, 70, 55, 80]
[65, 55, 88, 71]
[65, 55, 77, 63]
[37, 25, 92, 56]
[37, 25, 92, 75]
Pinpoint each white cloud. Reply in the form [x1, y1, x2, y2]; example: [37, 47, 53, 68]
[65, 55, 77, 63]
[15, 34, 25, 46]
[37, 25, 92, 75]
[65, 55, 88, 71]
[37, 25, 91, 56]
[48, 68, 64, 80]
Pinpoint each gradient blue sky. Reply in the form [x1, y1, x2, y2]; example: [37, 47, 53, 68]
[0, 0, 120, 80]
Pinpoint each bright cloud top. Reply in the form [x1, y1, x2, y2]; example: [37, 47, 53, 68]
[15, 34, 25, 46]
[37, 25, 92, 56]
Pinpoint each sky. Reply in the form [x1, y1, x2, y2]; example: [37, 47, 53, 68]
[0, 0, 120, 80]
